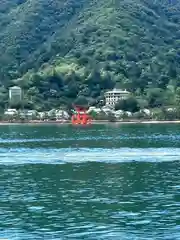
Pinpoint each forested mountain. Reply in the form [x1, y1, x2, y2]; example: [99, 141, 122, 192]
[0, 0, 180, 111]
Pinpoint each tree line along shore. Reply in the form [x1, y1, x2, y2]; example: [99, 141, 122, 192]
[0, 0, 180, 118]
[2, 105, 180, 123]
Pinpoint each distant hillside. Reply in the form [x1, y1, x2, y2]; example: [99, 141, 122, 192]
[0, 0, 180, 111]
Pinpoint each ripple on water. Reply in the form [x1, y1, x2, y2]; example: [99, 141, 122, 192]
[0, 125, 180, 239]
[0, 147, 179, 165]
[0, 160, 180, 239]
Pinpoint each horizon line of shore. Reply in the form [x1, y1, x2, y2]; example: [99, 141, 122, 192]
[0, 119, 180, 125]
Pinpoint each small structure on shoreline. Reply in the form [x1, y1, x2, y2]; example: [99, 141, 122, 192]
[71, 106, 92, 125]
[4, 109, 17, 116]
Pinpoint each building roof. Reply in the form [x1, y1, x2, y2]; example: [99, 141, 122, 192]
[105, 88, 130, 94]
[6, 109, 17, 111]
[9, 86, 21, 90]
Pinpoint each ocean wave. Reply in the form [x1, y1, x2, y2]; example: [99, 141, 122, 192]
[0, 148, 179, 165]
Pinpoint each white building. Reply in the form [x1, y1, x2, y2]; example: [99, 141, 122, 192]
[55, 110, 69, 120]
[9, 86, 22, 103]
[87, 107, 101, 114]
[104, 89, 130, 106]
[4, 109, 17, 116]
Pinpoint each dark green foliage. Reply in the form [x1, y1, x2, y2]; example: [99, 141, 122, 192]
[115, 97, 140, 113]
[74, 95, 88, 107]
[146, 88, 165, 108]
[175, 87, 180, 105]
[0, 0, 180, 110]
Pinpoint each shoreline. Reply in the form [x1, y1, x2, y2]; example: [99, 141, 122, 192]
[0, 120, 180, 125]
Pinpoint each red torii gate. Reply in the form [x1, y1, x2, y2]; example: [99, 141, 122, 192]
[71, 105, 92, 125]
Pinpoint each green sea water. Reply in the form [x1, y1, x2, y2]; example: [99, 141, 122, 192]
[0, 123, 180, 239]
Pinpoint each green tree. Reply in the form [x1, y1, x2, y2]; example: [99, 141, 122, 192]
[115, 97, 139, 113]
[175, 87, 180, 106]
[0, 0, 180, 111]
[74, 96, 88, 107]
[115, 99, 127, 111]
[146, 88, 165, 108]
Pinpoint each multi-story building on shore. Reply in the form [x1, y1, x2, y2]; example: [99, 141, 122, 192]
[104, 89, 130, 106]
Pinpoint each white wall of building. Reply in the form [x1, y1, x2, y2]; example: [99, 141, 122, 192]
[9, 86, 22, 103]
[104, 89, 130, 106]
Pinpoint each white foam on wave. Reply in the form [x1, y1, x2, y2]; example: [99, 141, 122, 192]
[0, 148, 180, 165]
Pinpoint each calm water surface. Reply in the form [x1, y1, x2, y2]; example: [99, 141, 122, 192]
[0, 123, 180, 239]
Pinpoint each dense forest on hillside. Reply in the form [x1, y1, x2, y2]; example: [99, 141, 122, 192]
[0, 0, 180, 111]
